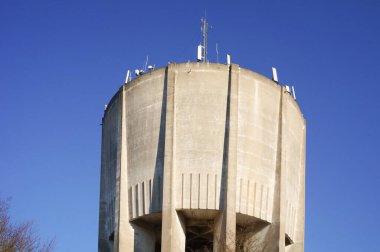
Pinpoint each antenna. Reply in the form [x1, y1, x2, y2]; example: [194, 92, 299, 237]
[144, 56, 149, 72]
[226, 54, 231, 65]
[201, 17, 208, 62]
[291, 86, 297, 100]
[125, 70, 131, 84]
[272, 67, 278, 83]
[135, 69, 144, 76]
[285, 85, 291, 93]
[197, 45, 202, 62]
[216, 43, 219, 63]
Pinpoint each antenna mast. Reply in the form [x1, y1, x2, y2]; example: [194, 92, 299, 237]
[201, 17, 208, 62]
[216, 43, 219, 63]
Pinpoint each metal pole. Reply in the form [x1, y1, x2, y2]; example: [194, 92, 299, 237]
[203, 18, 207, 62]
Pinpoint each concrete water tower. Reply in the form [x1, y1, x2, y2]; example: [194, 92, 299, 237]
[98, 62, 306, 252]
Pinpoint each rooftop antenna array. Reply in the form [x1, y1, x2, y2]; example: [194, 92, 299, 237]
[272, 67, 297, 100]
[197, 16, 209, 62]
[134, 55, 155, 76]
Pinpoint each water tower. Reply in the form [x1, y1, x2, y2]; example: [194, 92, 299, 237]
[98, 61, 306, 252]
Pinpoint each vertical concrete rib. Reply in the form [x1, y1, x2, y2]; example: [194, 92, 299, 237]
[161, 64, 186, 252]
[268, 87, 287, 252]
[114, 86, 134, 252]
[298, 122, 306, 250]
[214, 64, 239, 252]
[288, 121, 306, 252]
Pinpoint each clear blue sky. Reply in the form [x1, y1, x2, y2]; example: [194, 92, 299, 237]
[1, 0, 379, 251]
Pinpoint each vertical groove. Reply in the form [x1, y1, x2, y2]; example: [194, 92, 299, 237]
[294, 208, 297, 237]
[181, 173, 184, 209]
[190, 173, 192, 209]
[149, 179, 152, 212]
[286, 201, 289, 233]
[206, 174, 209, 209]
[128, 187, 132, 219]
[215, 174, 217, 209]
[291, 205, 294, 235]
[142, 182, 145, 215]
[260, 184, 264, 219]
[246, 179, 250, 214]
[290, 207, 293, 236]
[253, 181, 257, 216]
[288, 206, 292, 235]
[265, 186, 269, 220]
[158, 176, 161, 210]
[288, 201, 291, 233]
[132, 186, 135, 218]
[292, 207, 296, 238]
[239, 178, 243, 213]
[198, 173, 201, 209]
[135, 184, 139, 217]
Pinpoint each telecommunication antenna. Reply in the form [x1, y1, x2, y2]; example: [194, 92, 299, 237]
[216, 43, 219, 63]
[272, 67, 279, 83]
[125, 70, 131, 84]
[226, 54, 231, 65]
[285, 85, 291, 93]
[144, 55, 149, 72]
[201, 17, 208, 62]
[291, 86, 297, 100]
[197, 45, 202, 62]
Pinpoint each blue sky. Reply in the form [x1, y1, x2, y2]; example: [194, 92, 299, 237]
[1, 0, 379, 251]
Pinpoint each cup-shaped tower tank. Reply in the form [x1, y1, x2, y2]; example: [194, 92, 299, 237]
[98, 62, 306, 252]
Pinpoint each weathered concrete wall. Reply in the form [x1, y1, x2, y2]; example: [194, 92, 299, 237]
[98, 93, 121, 251]
[98, 62, 306, 252]
[236, 69, 281, 222]
[173, 64, 229, 211]
[124, 68, 166, 218]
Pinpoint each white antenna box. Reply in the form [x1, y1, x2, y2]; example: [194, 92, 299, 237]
[226, 54, 231, 65]
[272, 67, 278, 82]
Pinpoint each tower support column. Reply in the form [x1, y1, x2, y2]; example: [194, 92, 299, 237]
[286, 122, 306, 252]
[214, 64, 239, 252]
[161, 64, 187, 252]
[114, 86, 135, 252]
[260, 88, 287, 252]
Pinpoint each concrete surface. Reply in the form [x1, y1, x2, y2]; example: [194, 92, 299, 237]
[98, 62, 306, 252]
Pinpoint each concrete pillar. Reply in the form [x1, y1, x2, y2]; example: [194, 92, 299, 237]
[214, 64, 239, 252]
[266, 87, 288, 252]
[161, 64, 187, 252]
[114, 86, 135, 252]
[286, 122, 306, 252]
